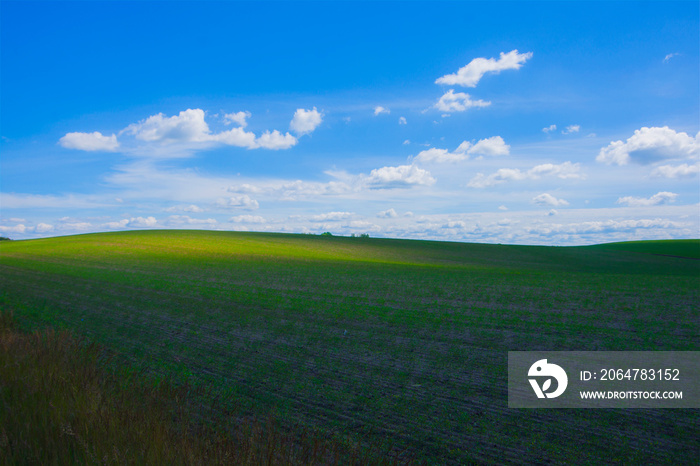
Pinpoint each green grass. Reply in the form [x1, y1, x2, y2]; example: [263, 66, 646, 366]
[590, 238, 700, 259]
[0, 310, 400, 465]
[1, 230, 699, 464]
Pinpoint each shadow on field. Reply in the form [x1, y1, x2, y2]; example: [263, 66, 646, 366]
[0, 310, 420, 465]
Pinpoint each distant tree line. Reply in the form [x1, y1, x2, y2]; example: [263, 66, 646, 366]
[317, 232, 369, 238]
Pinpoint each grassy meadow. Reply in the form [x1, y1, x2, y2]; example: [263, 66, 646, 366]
[1, 230, 698, 464]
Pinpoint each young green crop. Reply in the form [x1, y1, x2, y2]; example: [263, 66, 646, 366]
[1, 230, 698, 464]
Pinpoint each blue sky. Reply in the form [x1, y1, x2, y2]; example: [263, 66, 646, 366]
[1, 1, 698, 245]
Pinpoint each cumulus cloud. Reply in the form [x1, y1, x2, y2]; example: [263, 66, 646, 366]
[364, 164, 436, 189]
[414, 136, 509, 163]
[435, 49, 533, 88]
[663, 52, 680, 63]
[597, 126, 700, 165]
[216, 195, 259, 210]
[399, 117, 407, 125]
[228, 178, 354, 202]
[59, 131, 119, 151]
[377, 208, 398, 218]
[165, 204, 205, 213]
[211, 126, 258, 147]
[103, 219, 130, 229]
[223, 111, 251, 127]
[617, 191, 678, 207]
[100, 217, 158, 230]
[434, 89, 491, 112]
[290, 107, 323, 136]
[165, 215, 217, 226]
[469, 136, 510, 156]
[468, 161, 583, 188]
[532, 193, 570, 207]
[128, 216, 158, 228]
[650, 163, 700, 178]
[528, 218, 687, 236]
[562, 125, 580, 134]
[542, 125, 557, 133]
[310, 211, 353, 222]
[0, 224, 27, 234]
[35, 223, 55, 233]
[59, 222, 93, 231]
[125, 109, 211, 143]
[255, 130, 297, 150]
[230, 215, 266, 224]
[414, 147, 466, 163]
[59, 108, 300, 153]
[347, 220, 381, 232]
[374, 106, 390, 116]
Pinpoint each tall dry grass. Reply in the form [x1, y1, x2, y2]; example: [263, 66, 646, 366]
[0, 310, 415, 465]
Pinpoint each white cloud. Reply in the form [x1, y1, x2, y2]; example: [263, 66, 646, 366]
[542, 124, 557, 133]
[617, 191, 678, 207]
[230, 215, 266, 224]
[58, 222, 93, 232]
[562, 125, 580, 134]
[125, 109, 211, 143]
[469, 136, 510, 156]
[347, 220, 381, 232]
[254, 130, 297, 150]
[649, 163, 700, 179]
[377, 208, 398, 218]
[532, 193, 570, 207]
[415, 136, 508, 163]
[210, 126, 257, 148]
[548, 209, 558, 216]
[0, 224, 27, 234]
[35, 223, 55, 233]
[434, 89, 491, 112]
[467, 161, 583, 188]
[165, 215, 217, 226]
[116, 108, 298, 152]
[364, 164, 436, 189]
[103, 219, 130, 229]
[310, 211, 353, 222]
[223, 111, 251, 127]
[374, 106, 390, 116]
[414, 147, 466, 163]
[228, 178, 354, 201]
[435, 49, 533, 88]
[216, 195, 259, 210]
[0, 193, 111, 209]
[597, 126, 700, 165]
[399, 117, 407, 125]
[290, 107, 323, 136]
[403, 139, 411, 145]
[663, 52, 680, 63]
[59, 131, 119, 151]
[443, 220, 467, 229]
[165, 204, 205, 213]
[129, 216, 158, 228]
[528, 218, 688, 236]
[528, 162, 583, 179]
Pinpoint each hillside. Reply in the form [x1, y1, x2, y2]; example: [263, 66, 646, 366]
[1, 231, 698, 464]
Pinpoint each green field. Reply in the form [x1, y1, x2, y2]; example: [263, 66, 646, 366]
[1, 230, 698, 463]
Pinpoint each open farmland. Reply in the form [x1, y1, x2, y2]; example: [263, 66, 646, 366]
[1, 230, 698, 464]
